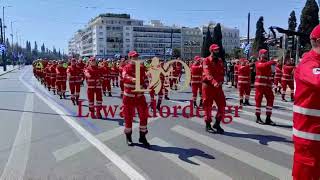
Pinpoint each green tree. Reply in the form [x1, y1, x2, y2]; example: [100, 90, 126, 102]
[288, 10, 297, 31]
[232, 47, 242, 59]
[253, 17, 267, 54]
[212, 23, 226, 61]
[298, 0, 319, 53]
[172, 48, 181, 58]
[41, 43, 45, 53]
[201, 26, 213, 57]
[32, 41, 38, 57]
[53, 46, 57, 55]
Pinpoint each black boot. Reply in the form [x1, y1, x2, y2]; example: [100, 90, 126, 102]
[156, 101, 161, 111]
[63, 93, 66, 99]
[291, 94, 294, 102]
[139, 131, 150, 148]
[103, 92, 107, 96]
[282, 94, 287, 102]
[256, 114, 264, 125]
[265, 115, 276, 126]
[164, 96, 170, 100]
[193, 101, 198, 108]
[240, 99, 244, 107]
[72, 99, 76, 106]
[59, 95, 63, 99]
[125, 132, 134, 146]
[53, 90, 56, 95]
[109, 92, 112, 97]
[212, 119, 224, 134]
[199, 99, 203, 107]
[244, 99, 251, 106]
[205, 121, 215, 132]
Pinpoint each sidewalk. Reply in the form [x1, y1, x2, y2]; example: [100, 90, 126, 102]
[0, 65, 18, 76]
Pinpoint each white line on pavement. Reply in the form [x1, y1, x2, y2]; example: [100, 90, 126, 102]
[189, 118, 293, 155]
[0, 93, 34, 180]
[19, 68, 146, 180]
[53, 116, 160, 162]
[150, 137, 232, 180]
[171, 126, 292, 180]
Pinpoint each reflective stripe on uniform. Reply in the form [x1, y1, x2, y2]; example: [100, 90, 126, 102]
[238, 76, 250, 78]
[123, 92, 144, 98]
[88, 86, 102, 89]
[293, 105, 320, 117]
[124, 83, 136, 88]
[281, 78, 293, 81]
[238, 81, 249, 84]
[254, 82, 272, 87]
[256, 76, 272, 79]
[293, 128, 320, 141]
[191, 81, 202, 84]
[192, 75, 202, 78]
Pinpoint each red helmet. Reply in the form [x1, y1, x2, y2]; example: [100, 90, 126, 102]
[259, 49, 268, 55]
[128, 51, 139, 58]
[194, 56, 202, 61]
[209, 44, 220, 52]
[89, 57, 96, 62]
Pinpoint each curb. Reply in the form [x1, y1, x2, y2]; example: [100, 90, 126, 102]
[0, 67, 18, 77]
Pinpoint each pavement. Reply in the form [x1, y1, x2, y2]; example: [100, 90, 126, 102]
[0, 66, 294, 180]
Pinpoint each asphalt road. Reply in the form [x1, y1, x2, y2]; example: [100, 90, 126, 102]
[0, 66, 294, 180]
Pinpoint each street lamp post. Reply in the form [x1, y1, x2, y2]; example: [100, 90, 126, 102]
[1, 5, 12, 71]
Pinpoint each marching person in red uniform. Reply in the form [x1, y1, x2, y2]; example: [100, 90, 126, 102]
[56, 61, 67, 99]
[84, 57, 103, 119]
[77, 58, 86, 85]
[111, 62, 119, 87]
[274, 63, 283, 94]
[191, 56, 203, 108]
[44, 61, 52, 90]
[202, 44, 226, 134]
[234, 60, 240, 88]
[67, 58, 82, 105]
[292, 24, 320, 180]
[238, 58, 251, 107]
[255, 49, 278, 125]
[118, 58, 127, 98]
[122, 51, 150, 147]
[49, 61, 58, 95]
[281, 58, 295, 102]
[100, 60, 112, 97]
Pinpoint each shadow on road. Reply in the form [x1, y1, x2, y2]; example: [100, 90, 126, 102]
[224, 131, 293, 145]
[135, 143, 215, 165]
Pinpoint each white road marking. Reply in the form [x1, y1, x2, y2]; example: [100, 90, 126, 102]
[0, 93, 34, 180]
[53, 116, 160, 162]
[189, 118, 293, 155]
[19, 68, 146, 180]
[172, 126, 292, 180]
[150, 137, 232, 180]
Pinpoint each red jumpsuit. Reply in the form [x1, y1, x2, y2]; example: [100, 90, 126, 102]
[255, 60, 276, 116]
[122, 62, 149, 134]
[67, 65, 82, 103]
[111, 64, 119, 87]
[281, 64, 295, 100]
[44, 65, 51, 90]
[292, 49, 320, 180]
[234, 63, 240, 88]
[238, 64, 251, 102]
[56, 65, 67, 97]
[49, 64, 57, 93]
[77, 61, 86, 84]
[274, 64, 282, 93]
[202, 56, 226, 122]
[100, 64, 112, 95]
[191, 62, 203, 103]
[84, 66, 103, 116]
[119, 63, 126, 98]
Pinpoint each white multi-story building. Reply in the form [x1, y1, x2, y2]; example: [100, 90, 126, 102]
[181, 27, 202, 59]
[202, 24, 240, 54]
[68, 14, 240, 59]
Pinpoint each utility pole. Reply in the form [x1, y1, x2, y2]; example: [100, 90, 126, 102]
[246, 12, 250, 59]
[0, 18, 5, 71]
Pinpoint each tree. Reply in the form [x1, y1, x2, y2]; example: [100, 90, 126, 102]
[201, 26, 213, 57]
[232, 47, 242, 59]
[298, 0, 319, 53]
[288, 11, 297, 31]
[41, 43, 45, 53]
[212, 23, 226, 61]
[58, 49, 61, 58]
[172, 48, 181, 58]
[32, 41, 38, 57]
[253, 16, 267, 54]
[53, 46, 57, 55]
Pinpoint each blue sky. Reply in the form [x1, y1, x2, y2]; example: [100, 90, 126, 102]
[5, 0, 306, 53]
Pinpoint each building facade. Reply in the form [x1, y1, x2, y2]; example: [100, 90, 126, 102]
[68, 13, 240, 59]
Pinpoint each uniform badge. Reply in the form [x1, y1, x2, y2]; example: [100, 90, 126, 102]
[313, 68, 320, 75]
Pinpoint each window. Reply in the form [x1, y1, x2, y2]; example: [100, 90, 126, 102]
[99, 26, 103, 29]
[126, 39, 130, 42]
[126, 33, 130, 36]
